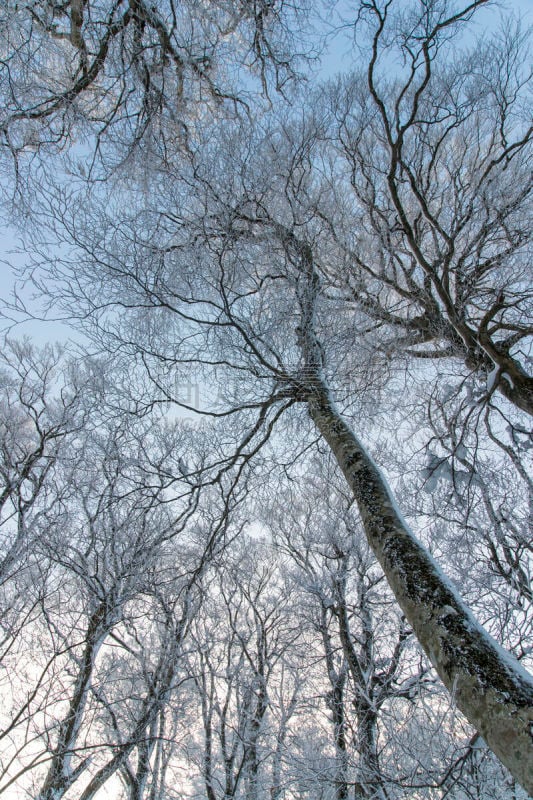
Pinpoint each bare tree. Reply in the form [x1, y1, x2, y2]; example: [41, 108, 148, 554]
[0, 339, 85, 582]
[272, 466, 439, 800]
[17, 94, 533, 796]
[321, 1, 532, 416]
[187, 538, 303, 800]
[1, 0, 532, 795]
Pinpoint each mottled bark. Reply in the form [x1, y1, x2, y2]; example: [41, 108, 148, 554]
[470, 348, 533, 418]
[198, 665, 218, 800]
[70, 0, 85, 48]
[320, 606, 349, 800]
[243, 674, 268, 800]
[307, 386, 533, 794]
[334, 577, 386, 800]
[289, 225, 533, 793]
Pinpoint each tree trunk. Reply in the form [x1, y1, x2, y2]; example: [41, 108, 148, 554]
[307, 384, 533, 795]
[354, 701, 385, 800]
[37, 604, 109, 800]
[320, 607, 349, 800]
[334, 574, 386, 800]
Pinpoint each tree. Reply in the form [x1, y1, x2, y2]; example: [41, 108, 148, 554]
[33, 418, 190, 800]
[322, 1, 532, 416]
[271, 462, 444, 800]
[187, 538, 302, 800]
[0, 348, 249, 798]
[1, 0, 532, 795]
[0, 338, 85, 581]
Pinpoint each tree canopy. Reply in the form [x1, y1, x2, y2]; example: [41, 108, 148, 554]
[0, 1, 532, 798]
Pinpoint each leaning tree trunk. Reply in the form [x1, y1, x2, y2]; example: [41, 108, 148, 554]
[289, 227, 533, 794]
[307, 384, 533, 794]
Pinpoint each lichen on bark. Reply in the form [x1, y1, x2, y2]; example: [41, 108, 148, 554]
[307, 385, 533, 794]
